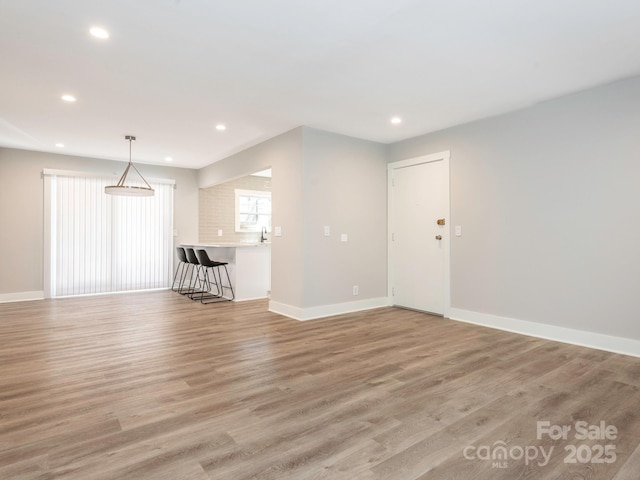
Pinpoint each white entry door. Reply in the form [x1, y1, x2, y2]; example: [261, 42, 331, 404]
[389, 152, 450, 315]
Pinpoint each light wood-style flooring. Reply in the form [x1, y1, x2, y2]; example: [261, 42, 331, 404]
[1, 291, 639, 479]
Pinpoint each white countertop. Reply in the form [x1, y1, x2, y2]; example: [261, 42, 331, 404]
[180, 242, 271, 248]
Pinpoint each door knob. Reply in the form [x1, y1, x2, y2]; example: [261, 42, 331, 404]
[435, 235, 442, 240]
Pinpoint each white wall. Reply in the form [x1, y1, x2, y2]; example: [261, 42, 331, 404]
[388, 76, 640, 342]
[0, 147, 198, 298]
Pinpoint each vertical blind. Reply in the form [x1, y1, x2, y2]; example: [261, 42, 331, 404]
[45, 170, 174, 297]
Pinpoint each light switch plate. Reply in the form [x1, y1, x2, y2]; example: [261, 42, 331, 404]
[340, 233, 348, 242]
[274, 226, 282, 237]
[455, 225, 462, 237]
[324, 226, 330, 236]
[217, 229, 223, 237]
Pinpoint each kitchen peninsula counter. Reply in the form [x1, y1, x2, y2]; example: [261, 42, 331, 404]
[180, 243, 271, 301]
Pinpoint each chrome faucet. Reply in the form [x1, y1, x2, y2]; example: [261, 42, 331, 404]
[260, 227, 267, 243]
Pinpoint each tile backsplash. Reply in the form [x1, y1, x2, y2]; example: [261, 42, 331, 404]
[199, 175, 271, 244]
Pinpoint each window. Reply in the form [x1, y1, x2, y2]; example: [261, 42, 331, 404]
[235, 189, 271, 232]
[43, 169, 174, 297]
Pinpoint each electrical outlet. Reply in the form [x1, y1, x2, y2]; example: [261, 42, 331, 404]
[341, 233, 348, 242]
[324, 225, 330, 236]
[353, 285, 359, 295]
[218, 229, 223, 237]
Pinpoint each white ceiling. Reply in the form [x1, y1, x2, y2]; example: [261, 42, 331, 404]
[1, 0, 640, 169]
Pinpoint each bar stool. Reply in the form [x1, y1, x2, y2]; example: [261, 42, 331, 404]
[184, 247, 207, 299]
[195, 249, 235, 303]
[172, 247, 189, 293]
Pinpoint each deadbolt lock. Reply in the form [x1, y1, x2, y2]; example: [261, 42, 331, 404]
[435, 235, 442, 240]
[437, 218, 446, 225]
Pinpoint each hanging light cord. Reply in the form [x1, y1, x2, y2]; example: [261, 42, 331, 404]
[112, 136, 153, 189]
[105, 135, 154, 196]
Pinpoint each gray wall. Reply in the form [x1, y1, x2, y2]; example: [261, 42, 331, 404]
[302, 128, 388, 307]
[199, 127, 305, 308]
[388, 76, 640, 340]
[198, 126, 388, 310]
[0, 147, 198, 295]
[6, 73, 638, 340]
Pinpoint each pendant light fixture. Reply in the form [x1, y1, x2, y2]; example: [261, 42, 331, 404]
[105, 135, 154, 197]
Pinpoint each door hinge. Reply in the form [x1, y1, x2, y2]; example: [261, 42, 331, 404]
[391, 232, 395, 241]
[392, 287, 395, 296]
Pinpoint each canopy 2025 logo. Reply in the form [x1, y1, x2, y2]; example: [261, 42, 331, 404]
[462, 420, 617, 469]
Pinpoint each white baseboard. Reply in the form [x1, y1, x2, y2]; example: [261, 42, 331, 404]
[269, 297, 390, 321]
[0, 291, 45, 303]
[234, 295, 269, 302]
[449, 308, 640, 358]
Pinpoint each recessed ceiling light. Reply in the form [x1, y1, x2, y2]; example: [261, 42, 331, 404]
[215, 124, 227, 131]
[390, 116, 402, 125]
[89, 26, 109, 39]
[61, 94, 77, 102]
[164, 157, 173, 162]
[55, 143, 64, 148]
